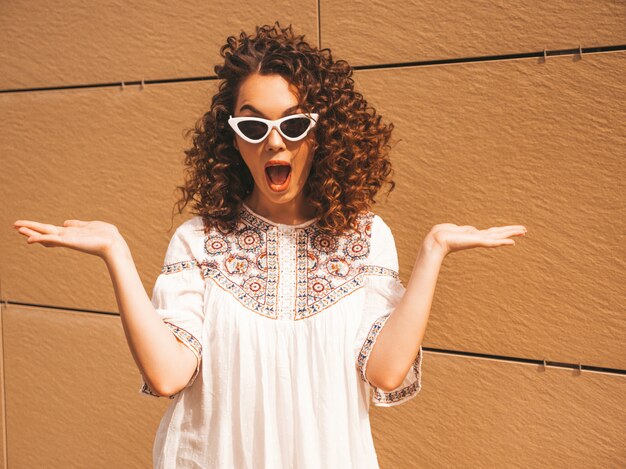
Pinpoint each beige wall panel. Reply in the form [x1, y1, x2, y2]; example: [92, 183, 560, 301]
[1, 54, 623, 372]
[370, 352, 625, 468]
[321, 0, 626, 65]
[1, 81, 218, 313]
[0, 304, 6, 469]
[5, 305, 625, 467]
[352, 52, 625, 370]
[0, 1, 318, 90]
[3, 305, 169, 468]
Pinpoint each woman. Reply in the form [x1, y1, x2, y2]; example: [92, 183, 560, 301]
[13, 23, 526, 469]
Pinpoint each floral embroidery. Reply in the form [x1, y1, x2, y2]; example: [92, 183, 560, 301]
[311, 232, 337, 253]
[198, 205, 376, 321]
[237, 229, 263, 251]
[242, 275, 267, 298]
[326, 257, 351, 277]
[308, 275, 332, 299]
[346, 239, 368, 257]
[204, 235, 230, 255]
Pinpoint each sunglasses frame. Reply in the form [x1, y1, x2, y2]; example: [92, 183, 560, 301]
[228, 113, 319, 144]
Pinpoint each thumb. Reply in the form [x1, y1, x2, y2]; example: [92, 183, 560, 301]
[63, 219, 85, 227]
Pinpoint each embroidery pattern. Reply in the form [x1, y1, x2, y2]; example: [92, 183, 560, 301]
[357, 314, 391, 384]
[164, 321, 203, 360]
[198, 206, 376, 321]
[360, 265, 400, 279]
[161, 259, 201, 275]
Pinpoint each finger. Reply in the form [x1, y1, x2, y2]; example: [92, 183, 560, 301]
[13, 220, 32, 230]
[17, 226, 40, 237]
[498, 228, 526, 237]
[484, 227, 527, 237]
[509, 230, 527, 237]
[27, 233, 62, 246]
[12, 220, 60, 235]
[481, 238, 516, 248]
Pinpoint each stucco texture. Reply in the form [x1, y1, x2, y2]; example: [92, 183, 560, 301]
[1, 2, 624, 468]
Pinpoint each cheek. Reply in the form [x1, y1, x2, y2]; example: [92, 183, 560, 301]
[237, 141, 261, 162]
[295, 152, 314, 183]
[237, 147, 263, 179]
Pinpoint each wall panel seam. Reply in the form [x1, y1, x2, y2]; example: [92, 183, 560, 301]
[2, 45, 625, 95]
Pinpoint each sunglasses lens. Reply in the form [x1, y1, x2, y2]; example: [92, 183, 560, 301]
[280, 117, 311, 139]
[237, 121, 269, 140]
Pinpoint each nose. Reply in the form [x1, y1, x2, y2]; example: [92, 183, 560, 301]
[265, 125, 286, 152]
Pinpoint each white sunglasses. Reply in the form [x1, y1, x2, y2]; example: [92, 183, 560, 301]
[228, 113, 319, 144]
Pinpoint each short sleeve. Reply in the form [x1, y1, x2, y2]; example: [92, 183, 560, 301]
[353, 215, 423, 407]
[139, 222, 206, 399]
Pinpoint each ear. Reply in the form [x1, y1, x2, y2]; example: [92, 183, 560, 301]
[233, 137, 239, 151]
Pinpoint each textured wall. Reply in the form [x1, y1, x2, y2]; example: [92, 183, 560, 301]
[1, 1, 625, 468]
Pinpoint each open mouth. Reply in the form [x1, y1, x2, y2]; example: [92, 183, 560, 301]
[265, 162, 292, 191]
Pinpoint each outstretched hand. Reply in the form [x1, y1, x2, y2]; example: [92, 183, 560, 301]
[13, 219, 127, 260]
[426, 223, 528, 256]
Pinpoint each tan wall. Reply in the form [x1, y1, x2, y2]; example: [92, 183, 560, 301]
[1, 1, 625, 467]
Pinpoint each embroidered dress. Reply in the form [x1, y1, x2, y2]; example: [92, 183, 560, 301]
[139, 202, 423, 469]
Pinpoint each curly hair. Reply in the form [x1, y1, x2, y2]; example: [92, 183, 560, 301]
[171, 21, 396, 238]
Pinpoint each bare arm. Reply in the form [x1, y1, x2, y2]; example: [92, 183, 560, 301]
[13, 218, 197, 397]
[105, 239, 197, 396]
[367, 223, 527, 391]
[365, 242, 442, 391]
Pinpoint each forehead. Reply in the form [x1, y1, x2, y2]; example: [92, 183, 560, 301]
[235, 73, 300, 113]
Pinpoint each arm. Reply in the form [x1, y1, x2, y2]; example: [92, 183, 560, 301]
[366, 222, 527, 391]
[365, 238, 444, 391]
[105, 239, 198, 397]
[14, 218, 199, 397]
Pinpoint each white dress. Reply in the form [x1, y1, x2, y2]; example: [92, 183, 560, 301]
[138, 202, 423, 469]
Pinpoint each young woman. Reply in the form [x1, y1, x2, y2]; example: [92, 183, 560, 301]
[13, 23, 526, 469]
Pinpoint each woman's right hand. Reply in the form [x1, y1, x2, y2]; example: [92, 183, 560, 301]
[13, 219, 127, 261]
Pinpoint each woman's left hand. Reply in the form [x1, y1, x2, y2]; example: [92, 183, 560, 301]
[425, 223, 528, 257]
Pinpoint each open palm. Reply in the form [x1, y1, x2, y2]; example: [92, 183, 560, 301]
[13, 219, 124, 260]
[428, 223, 527, 256]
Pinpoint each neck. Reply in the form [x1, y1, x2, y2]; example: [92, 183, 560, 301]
[243, 191, 316, 225]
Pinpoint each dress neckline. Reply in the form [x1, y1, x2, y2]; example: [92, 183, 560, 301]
[241, 202, 320, 229]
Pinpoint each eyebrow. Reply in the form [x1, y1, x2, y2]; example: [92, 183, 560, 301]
[238, 104, 301, 118]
